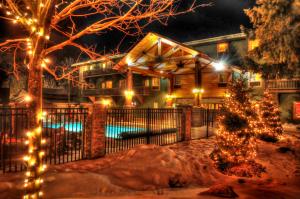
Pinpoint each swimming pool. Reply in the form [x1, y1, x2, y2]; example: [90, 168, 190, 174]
[43, 122, 145, 138]
[106, 125, 145, 138]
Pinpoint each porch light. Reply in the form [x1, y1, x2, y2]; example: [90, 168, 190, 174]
[126, 57, 133, 66]
[166, 94, 175, 99]
[192, 88, 204, 94]
[212, 61, 225, 71]
[24, 94, 32, 103]
[100, 99, 111, 107]
[124, 90, 134, 97]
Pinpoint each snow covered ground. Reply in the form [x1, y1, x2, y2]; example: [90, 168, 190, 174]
[1, 129, 300, 199]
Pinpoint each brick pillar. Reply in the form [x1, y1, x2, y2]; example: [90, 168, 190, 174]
[86, 103, 106, 159]
[179, 105, 192, 141]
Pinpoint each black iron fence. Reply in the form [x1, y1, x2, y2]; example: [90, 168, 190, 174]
[0, 107, 88, 173]
[191, 105, 221, 139]
[105, 108, 184, 154]
[0, 108, 28, 172]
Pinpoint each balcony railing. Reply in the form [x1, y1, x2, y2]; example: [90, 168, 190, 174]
[83, 68, 121, 77]
[267, 79, 300, 90]
[82, 86, 154, 96]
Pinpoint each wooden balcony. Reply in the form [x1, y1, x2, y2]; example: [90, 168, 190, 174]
[83, 68, 122, 78]
[267, 79, 300, 92]
[82, 86, 153, 96]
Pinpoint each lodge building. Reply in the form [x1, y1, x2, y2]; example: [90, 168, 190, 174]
[73, 32, 299, 121]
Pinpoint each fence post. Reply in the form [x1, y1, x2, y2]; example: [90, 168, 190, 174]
[206, 108, 209, 138]
[178, 105, 192, 141]
[146, 108, 150, 144]
[86, 103, 106, 159]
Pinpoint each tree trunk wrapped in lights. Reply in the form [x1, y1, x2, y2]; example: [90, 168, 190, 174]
[211, 78, 258, 169]
[0, 1, 203, 198]
[258, 90, 283, 142]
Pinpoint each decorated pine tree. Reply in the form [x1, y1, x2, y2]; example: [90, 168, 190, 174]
[244, 0, 300, 77]
[211, 78, 258, 169]
[258, 90, 283, 142]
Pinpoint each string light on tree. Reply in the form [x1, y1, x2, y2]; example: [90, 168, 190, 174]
[211, 77, 259, 168]
[0, 1, 200, 198]
[257, 90, 283, 142]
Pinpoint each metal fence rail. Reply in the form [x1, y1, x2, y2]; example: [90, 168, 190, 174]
[191, 105, 221, 139]
[0, 107, 88, 173]
[105, 108, 184, 154]
[0, 108, 28, 172]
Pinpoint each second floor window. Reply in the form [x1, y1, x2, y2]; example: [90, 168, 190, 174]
[174, 76, 181, 88]
[101, 81, 113, 89]
[218, 73, 228, 88]
[219, 73, 227, 83]
[217, 42, 229, 53]
[152, 78, 160, 89]
[119, 79, 126, 89]
[144, 78, 160, 88]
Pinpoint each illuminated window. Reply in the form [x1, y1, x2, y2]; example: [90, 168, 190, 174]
[119, 79, 126, 89]
[248, 39, 260, 51]
[249, 73, 262, 87]
[106, 81, 112, 89]
[217, 42, 229, 53]
[174, 76, 181, 85]
[218, 73, 227, 87]
[152, 78, 160, 87]
[102, 62, 106, 69]
[101, 82, 106, 89]
[144, 79, 150, 87]
[219, 73, 227, 83]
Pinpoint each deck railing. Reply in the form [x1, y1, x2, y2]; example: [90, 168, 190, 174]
[267, 79, 300, 90]
[83, 86, 153, 96]
[83, 68, 121, 77]
[0, 106, 88, 173]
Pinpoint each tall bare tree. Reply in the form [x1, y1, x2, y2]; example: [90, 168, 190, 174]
[0, 0, 203, 198]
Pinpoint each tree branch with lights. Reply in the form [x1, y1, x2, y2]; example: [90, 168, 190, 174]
[0, 0, 205, 198]
[257, 90, 283, 142]
[211, 77, 264, 177]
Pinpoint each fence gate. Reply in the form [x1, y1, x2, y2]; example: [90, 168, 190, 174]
[191, 105, 221, 139]
[0, 107, 88, 173]
[105, 108, 184, 154]
[0, 108, 28, 172]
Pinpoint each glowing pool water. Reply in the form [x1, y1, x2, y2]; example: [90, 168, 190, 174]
[105, 125, 145, 138]
[43, 122, 145, 138]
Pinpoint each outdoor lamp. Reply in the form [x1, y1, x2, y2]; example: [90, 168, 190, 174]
[124, 90, 134, 97]
[192, 88, 204, 94]
[212, 61, 225, 71]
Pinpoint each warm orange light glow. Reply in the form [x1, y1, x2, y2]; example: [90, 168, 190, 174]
[192, 88, 204, 94]
[100, 99, 111, 107]
[248, 39, 260, 51]
[124, 90, 134, 97]
[24, 95, 32, 103]
[217, 42, 228, 53]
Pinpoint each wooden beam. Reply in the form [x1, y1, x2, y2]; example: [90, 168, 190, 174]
[130, 67, 171, 78]
[162, 46, 180, 58]
[158, 38, 162, 56]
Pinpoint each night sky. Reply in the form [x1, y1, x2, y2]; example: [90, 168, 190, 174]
[82, 0, 256, 54]
[0, 0, 255, 56]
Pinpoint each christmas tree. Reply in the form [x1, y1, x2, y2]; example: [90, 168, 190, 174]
[258, 90, 283, 142]
[211, 78, 258, 169]
[244, 0, 299, 77]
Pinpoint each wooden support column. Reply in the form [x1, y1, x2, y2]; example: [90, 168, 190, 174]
[166, 76, 174, 107]
[194, 60, 202, 107]
[125, 69, 133, 107]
